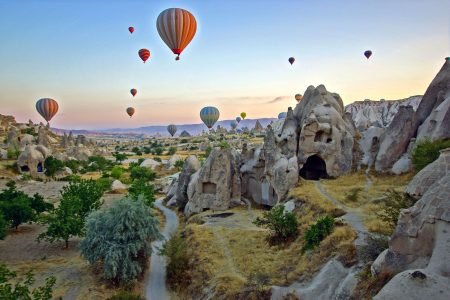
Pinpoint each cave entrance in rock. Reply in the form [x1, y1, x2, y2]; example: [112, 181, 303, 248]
[299, 155, 328, 180]
[20, 165, 30, 172]
[37, 163, 43, 173]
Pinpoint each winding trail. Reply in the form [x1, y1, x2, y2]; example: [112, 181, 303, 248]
[145, 198, 179, 300]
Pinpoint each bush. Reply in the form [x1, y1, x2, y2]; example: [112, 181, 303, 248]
[96, 177, 113, 192]
[154, 147, 163, 156]
[303, 215, 334, 252]
[86, 156, 115, 172]
[174, 160, 184, 171]
[0, 264, 56, 300]
[0, 213, 7, 239]
[108, 291, 144, 300]
[204, 146, 212, 158]
[167, 147, 177, 155]
[412, 138, 450, 171]
[130, 166, 156, 182]
[80, 198, 161, 285]
[128, 179, 155, 206]
[6, 147, 20, 160]
[110, 166, 124, 180]
[64, 159, 81, 173]
[254, 205, 298, 242]
[160, 234, 190, 289]
[153, 157, 162, 162]
[218, 141, 230, 149]
[376, 190, 416, 234]
[113, 152, 128, 163]
[44, 156, 65, 177]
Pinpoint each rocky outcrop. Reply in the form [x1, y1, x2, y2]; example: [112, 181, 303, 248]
[140, 158, 161, 170]
[66, 145, 92, 161]
[17, 145, 50, 177]
[19, 134, 35, 149]
[184, 148, 241, 216]
[252, 120, 264, 133]
[179, 130, 191, 137]
[166, 154, 182, 169]
[111, 180, 127, 192]
[372, 148, 450, 299]
[175, 156, 201, 209]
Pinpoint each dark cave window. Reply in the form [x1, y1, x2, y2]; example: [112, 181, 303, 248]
[314, 131, 324, 142]
[202, 182, 217, 194]
[299, 155, 329, 180]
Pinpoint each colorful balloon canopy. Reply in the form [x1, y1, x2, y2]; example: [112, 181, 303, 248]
[295, 94, 303, 102]
[128, 26, 134, 34]
[156, 8, 197, 61]
[278, 112, 287, 119]
[126, 107, 135, 117]
[364, 50, 372, 59]
[288, 57, 295, 65]
[138, 49, 150, 63]
[167, 124, 177, 137]
[200, 106, 220, 129]
[236, 117, 241, 123]
[240, 112, 246, 119]
[230, 120, 238, 130]
[36, 98, 59, 123]
[130, 89, 137, 97]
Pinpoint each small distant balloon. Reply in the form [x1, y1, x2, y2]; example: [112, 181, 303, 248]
[128, 27, 134, 34]
[295, 94, 303, 102]
[200, 106, 220, 129]
[240, 112, 246, 119]
[138, 49, 151, 63]
[278, 112, 287, 119]
[230, 120, 238, 130]
[36, 98, 59, 123]
[364, 50, 372, 59]
[130, 89, 137, 97]
[288, 57, 295, 65]
[126, 107, 135, 117]
[167, 124, 177, 137]
[236, 117, 241, 123]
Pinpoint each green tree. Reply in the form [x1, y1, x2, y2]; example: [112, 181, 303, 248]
[80, 198, 161, 285]
[303, 215, 335, 252]
[0, 213, 7, 240]
[174, 160, 184, 171]
[412, 138, 450, 171]
[376, 190, 417, 234]
[110, 166, 124, 180]
[43, 156, 65, 177]
[86, 156, 114, 172]
[113, 152, 128, 163]
[60, 179, 104, 217]
[130, 166, 156, 182]
[204, 146, 212, 158]
[167, 147, 177, 155]
[64, 159, 81, 173]
[0, 264, 56, 300]
[254, 205, 298, 241]
[154, 147, 163, 156]
[128, 179, 155, 206]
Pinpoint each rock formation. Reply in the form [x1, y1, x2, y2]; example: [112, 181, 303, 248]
[166, 154, 182, 169]
[372, 148, 450, 299]
[252, 120, 264, 133]
[179, 130, 192, 137]
[184, 148, 241, 216]
[17, 145, 50, 177]
[175, 156, 201, 209]
[140, 158, 161, 170]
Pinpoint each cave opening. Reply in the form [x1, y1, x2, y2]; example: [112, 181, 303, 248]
[299, 155, 329, 180]
[37, 163, 43, 173]
[20, 165, 30, 172]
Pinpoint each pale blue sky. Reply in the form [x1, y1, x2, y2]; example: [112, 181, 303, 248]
[0, 0, 448, 129]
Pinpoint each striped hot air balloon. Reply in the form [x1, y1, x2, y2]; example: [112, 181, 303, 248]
[200, 106, 220, 129]
[138, 49, 150, 63]
[36, 98, 59, 123]
[278, 112, 287, 119]
[167, 124, 177, 137]
[156, 8, 197, 61]
[126, 107, 135, 117]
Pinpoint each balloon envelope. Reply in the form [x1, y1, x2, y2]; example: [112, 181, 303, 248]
[278, 112, 287, 119]
[126, 107, 135, 117]
[236, 117, 241, 123]
[230, 120, 238, 130]
[130, 89, 137, 97]
[200, 106, 220, 129]
[36, 98, 59, 123]
[364, 50, 372, 59]
[128, 27, 134, 34]
[295, 94, 302, 102]
[240, 112, 246, 119]
[288, 57, 295, 65]
[138, 49, 150, 63]
[156, 8, 197, 60]
[167, 124, 177, 137]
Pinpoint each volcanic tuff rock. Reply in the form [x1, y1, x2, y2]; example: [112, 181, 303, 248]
[184, 148, 241, 216]
[175, 155, 201, 209]
[372, 148, 450, 299]
[140, 158, 161, 170]
[17, 145, 50, 178]
[179, 130, 192, 137]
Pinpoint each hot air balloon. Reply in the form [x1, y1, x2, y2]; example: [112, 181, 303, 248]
[295, 94, 303, 102]
[236, 117, 241, 123]
[278, 112, 287, 119]
[138, 49, 150, 63]
[156, 8, 197, 60]
[36, 98, 59, 124]
[126, 107, 135, 117]
[230, 120, 238, 130]
[130, 89, 137, 97]
[200, 106, 220, 129]
[167, 124, 177, 137]
[288, 57, 295, 65]
[364, 50, 372, 59]
[128, 27, 134, 34]
[240, 112, 246, 119]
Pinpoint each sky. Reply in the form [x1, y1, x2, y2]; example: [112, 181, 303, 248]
[0, 0, 449, 129]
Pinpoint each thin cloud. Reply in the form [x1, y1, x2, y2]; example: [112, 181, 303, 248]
[267, 96, 290, 104]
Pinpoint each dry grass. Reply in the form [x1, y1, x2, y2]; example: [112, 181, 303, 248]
[0, 159, 19, 179]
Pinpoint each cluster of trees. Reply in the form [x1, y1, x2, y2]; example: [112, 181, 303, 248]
[412, 138, 450, 171]
[0, 181, 52, 239]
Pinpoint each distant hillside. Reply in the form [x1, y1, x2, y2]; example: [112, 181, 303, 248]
[52, 118, 277, 137]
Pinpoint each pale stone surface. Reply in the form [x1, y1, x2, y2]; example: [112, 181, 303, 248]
[111, 180, 127, 192]
[175, 155, 201, 208]
[17, 145, 50, 178]
[166, 154, 182, 169]
[140, 158, 161, 170]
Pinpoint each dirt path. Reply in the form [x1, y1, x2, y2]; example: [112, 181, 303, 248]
[314, 181, 368, 246]
[146, 198, 179, 300]
[211, 227, 245, 279]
